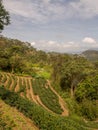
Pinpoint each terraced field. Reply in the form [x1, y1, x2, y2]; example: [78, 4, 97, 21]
[0, 72, 68, 116]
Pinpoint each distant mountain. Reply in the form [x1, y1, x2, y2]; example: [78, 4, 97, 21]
[82, 50, 98, 61]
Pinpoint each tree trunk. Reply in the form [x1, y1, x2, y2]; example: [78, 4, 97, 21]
[70, 83, 75, 98]
[11, 66, 14, 73]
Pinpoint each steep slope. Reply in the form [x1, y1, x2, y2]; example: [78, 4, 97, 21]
[82, 50, 98, 61]
[0, 99, 39, 130]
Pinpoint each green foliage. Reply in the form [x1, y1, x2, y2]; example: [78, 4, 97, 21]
[32, 78, 63, 114]
[0, 58, 9, 70]
[0, 73, 7, 83]
[0, 86, 90, 130]
[38, 70, 51, 79]
[75, 75, 98, 101]
[18, 77, 26, 96]
[52, 55, 94, 98]
[0, 112, 13, 130]
[0, 35, 98, 125]
[0, 37, 52, 75]
[65, 98, 79, 115]
[79, 99, 98, 120]
[0, 0, 10, 32]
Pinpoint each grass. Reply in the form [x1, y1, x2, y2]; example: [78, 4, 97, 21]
[32, 64, 51, 79]
[38, 70, 51, 79]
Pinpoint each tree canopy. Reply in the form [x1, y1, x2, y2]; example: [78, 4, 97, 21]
[0, 0, 10, 32]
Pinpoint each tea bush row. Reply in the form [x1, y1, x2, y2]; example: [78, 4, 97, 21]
[0, 86, 88, 130]
[32, 78, 63, 114]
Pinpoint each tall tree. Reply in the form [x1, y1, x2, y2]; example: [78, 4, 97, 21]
[0, 0, 10, 32]
[59, 57, 94, 98]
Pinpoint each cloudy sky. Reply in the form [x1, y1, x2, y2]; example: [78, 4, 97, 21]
[2, 0, 98, 53]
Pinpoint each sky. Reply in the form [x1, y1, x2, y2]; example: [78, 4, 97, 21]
[2, 0, 98, 53]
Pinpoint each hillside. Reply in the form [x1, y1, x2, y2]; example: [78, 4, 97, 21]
[0, 99, 38, 130]
[0, 72, 98, 130]
[1, 0, 98, 129]
[82, 50, 98, 61]
[0, 37, 98, 130]
[0, 72, 68, 116]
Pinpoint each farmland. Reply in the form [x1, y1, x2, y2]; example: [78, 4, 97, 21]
[0, 72, 68, 116]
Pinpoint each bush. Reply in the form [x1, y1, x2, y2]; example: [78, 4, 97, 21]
[80, 99, 98, 120]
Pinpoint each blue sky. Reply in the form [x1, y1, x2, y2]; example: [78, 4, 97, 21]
[2, 0, 98, 53]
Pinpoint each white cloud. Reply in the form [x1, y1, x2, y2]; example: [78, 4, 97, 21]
[82, 37, 96, 44]
[81, 37, 98, 50]
[3, 0, 98, 24]
[31, 40, 81, 53]
[31, 42, 36, 46]
[31, 38, 98, 53]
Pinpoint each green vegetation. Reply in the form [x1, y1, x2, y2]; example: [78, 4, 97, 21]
[31, 78, 63, 114]
[0, 0, 10, 32]
[18, 77, 26, 96]
[0, 99, 38, 130]
[52, 55, 98, 121]
[0, 36, 98, 128]
[0, 113, 14, 130]
[0, 2, 98, 129]
[0, 86, 93, 130]
[0, 73, 7, 83]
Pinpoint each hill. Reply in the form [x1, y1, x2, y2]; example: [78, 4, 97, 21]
[0, 99, 38, 130]
[0, 36, 98, 130]
[82, 50, 98, 61]
[1, 85, 98, 130]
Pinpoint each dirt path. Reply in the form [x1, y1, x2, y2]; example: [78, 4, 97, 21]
[4, 74, 10, 88]
[0, 73, 14, 91]
[23, 77, 68, 116]
[36, 95, 55, 114]
[47, 80, 69, 116]
[15, 76, 20, 92]
[0, 73, 5, 84]
[1, 72, 68, 116]
[9, 74, 14, 90]
[27, 78, 59, 115]
[28, 78, 39, 105]
[25, 77, 32, 100]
